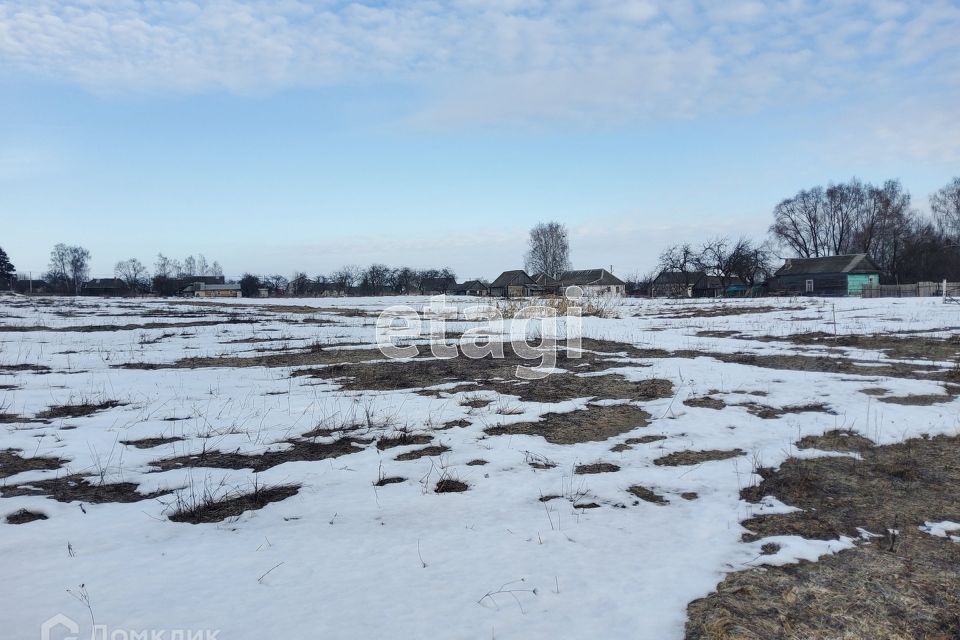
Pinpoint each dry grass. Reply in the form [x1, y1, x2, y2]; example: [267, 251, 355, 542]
[1, 475, 167, 504]
[684, 396, 727, 410]
[687, 435, 960, 640]
[120, 436, 183, 449]
[628, 485, 667, 504]
[797, 429, 874, 453]
[654, 449, 746, 466]
[395, 445, 450, 461]
[36, 399, 124, 420]
[0, 449, 63, 479]
[5, 509, 48, 525]
[168, 482, 300, 524]
[152, 436, 365, 472]
[574, 462, 620, 474]
[485, 404, 651, 445]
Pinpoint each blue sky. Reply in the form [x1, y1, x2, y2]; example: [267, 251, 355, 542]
[2, 1, 959, 281]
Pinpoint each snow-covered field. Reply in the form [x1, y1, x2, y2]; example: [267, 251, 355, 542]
[2, 295, 959, 639]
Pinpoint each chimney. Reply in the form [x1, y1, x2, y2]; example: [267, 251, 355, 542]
[609, 265, 614, 273]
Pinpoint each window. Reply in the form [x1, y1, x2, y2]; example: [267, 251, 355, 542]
[805, 279, 814, 293]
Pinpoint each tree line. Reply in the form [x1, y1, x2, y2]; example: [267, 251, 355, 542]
[655, 176, 960, 286]
[239, 265, 457, 297]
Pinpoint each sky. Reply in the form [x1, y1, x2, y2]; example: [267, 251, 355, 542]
[2, 0, 959, 281]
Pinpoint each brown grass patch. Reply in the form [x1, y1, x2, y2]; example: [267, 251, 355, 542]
[0, 449, 63, 479]
[119, 344, 385, 370]
[395, 445, 450, 461]
[485, 404, 651, 445]
[152, 437, 365, 472]
[5, 509, 48, 525]
[374, 476, 405, 486]
[628, 485, 667, 504]
[1, 475, 167, 504]
[376, 433, 432, 450]
[684, 396, 727, 410]
[120, 436, 183, 449]
[654, 449, 745, 466]
[695, 330, 741, 338]
[466, 459, 488, 466]
[168, 484, 300, 524]
[574, 462, 620, 474]
[797, 429, 874, 453]
[742, 402, 834, 419]
[0, 318, 257, 333]
[681, 492, 699, 500]
[878, 392, 955, 406]
[36, 400, 124, 419]
[688, 435, 960, 640]
[626, 435, 668, 445]
[435, 479, 468, 493]
[0, 363, 51, 373]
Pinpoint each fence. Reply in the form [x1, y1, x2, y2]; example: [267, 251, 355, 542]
[861, 281, 960, 300]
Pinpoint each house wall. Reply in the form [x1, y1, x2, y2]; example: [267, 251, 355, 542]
[195, 289, 241, 298]
[775, 273, 861, 295]
[582, 284, 624, 296]
[506, 284, 528, 298]
[846, 274, 879, 295]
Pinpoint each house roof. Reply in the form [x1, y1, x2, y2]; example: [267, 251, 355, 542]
[456, 279, 489, 291]
[559, 269, 626, 287]
[83, 278, 126, 289]
[531, 273, 561, 286]
[652, 271, 706, 286]
[775, 254, 880, 276]
[420, 276, 456, 290]
[490, 270, 536, 288]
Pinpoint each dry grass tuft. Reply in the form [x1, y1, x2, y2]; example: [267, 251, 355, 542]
[574, 462, 620, 474]
[654, 449, 745, 466]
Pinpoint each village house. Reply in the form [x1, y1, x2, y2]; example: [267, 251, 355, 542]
[489, 270, 538, 297]
[771, 254, 881, 296]
[531, 273, 562, 296]
[181, 281, 242, 298]
[650, 271, 746, 298]
[81, 278, 130, 297]
[558, 269, 626, 296]
[419, 276, 457, 295]
[453, 280, 489, 296]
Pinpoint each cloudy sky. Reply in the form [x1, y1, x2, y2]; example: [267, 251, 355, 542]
[2, 0, 959, 280]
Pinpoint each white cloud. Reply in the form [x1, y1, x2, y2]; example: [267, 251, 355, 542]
[0, 1, 958, 126]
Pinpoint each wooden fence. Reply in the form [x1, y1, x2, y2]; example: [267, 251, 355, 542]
[861, 281, 960, 299]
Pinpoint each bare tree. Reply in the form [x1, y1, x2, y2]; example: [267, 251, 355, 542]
[210, 261, 224, 277]
[727, 238, 773, 287]
[524, 222, 571, 278]
[195, 255, 210, 277]
[330, 265, 360, 294]
[288, 272, 310, 296]
[183, 255, 197, 276]
[362, 264, 391, 295]
[46, 244, 91, 295]
[114, 258, 149, 292]
[931, 177, 960, 240]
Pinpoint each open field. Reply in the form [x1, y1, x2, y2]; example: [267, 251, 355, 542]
[2, 294, 960, 639]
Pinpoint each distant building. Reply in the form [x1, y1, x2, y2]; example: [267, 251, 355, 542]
[81, 278, 129, 297]
[489, 270, 538, 297]
[181, 282, 241, 298]
[531, 273, 562, 296]
[650, 271, 746, 298]
[772, 254, 881, 296]
[12, 277, 49, 295]
[558, 269, 625, 296]
[453, 280, 490, 296]
[419, 276, 457, 295]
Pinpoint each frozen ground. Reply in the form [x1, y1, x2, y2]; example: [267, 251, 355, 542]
[1, 295, 958, 639]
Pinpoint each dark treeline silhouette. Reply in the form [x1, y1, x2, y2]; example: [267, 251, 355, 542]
[239, 265, 457, 297]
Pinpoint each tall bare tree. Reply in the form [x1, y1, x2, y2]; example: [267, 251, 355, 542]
[46, 244, 91, 295]
[114, 258, 149, 292]
[931, 177, 960, 240]
[524, 222, 571, 278]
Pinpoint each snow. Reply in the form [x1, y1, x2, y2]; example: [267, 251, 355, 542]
[1, 295, 959, 639]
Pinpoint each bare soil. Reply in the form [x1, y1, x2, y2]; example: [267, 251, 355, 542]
[1, 475, 168, 504]
[395, 445, 450, 461]
[120, 436, 184, 449]
[574, 462, 620, 474]
[435, 479, 469, 493]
